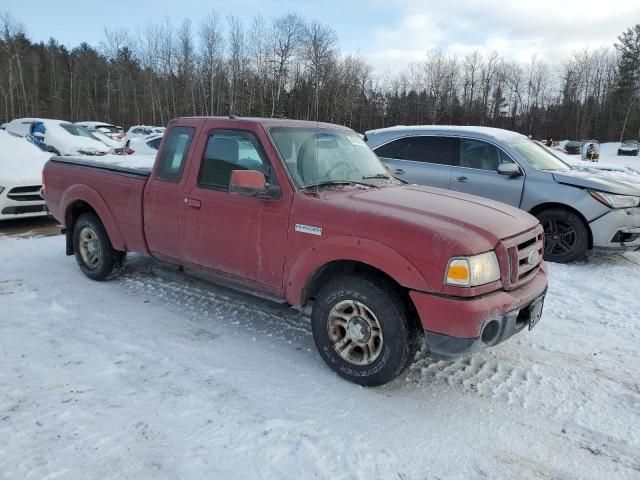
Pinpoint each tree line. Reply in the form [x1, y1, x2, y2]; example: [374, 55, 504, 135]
[1, 11, 639, 141]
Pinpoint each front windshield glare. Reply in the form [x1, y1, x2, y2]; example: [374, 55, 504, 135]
[511, 138, 571, 171]
[269, 127, 389, 187]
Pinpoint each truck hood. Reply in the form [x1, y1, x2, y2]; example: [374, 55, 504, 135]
[552, 170, 640, 196]
[337, 184, 539, 253]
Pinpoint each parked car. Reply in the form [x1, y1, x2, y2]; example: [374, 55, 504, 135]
[43, 117, 548, 386]
[126, 134, 163, 155]
[0, 130, 50, 220]
[365, 125, 640, 263]
[125, 125, 165, 141]
[75, 122, 124, 141]
[618, 140, 639, 156]
[5, 118, 43, 137]
[564, 140, 583, 155]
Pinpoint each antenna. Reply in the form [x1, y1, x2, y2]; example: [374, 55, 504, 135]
[315, 65, 319, 195]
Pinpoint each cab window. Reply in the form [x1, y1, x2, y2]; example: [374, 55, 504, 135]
[155, 127, 195, 182]
[198, 130, 269, 190]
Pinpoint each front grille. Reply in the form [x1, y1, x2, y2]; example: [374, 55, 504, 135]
[499, 226, 544, 290]
[7, 185, 43, 202]
[2, 205, 47, 215]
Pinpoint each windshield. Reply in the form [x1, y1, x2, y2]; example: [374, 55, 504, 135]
[60, 123, 98, 140]
[269, 127, 389, 188]
[510, 138, 571, 171]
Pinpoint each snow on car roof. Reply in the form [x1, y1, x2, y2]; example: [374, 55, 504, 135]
[76, 121, 118, 128]
[365, 125, 525, 142]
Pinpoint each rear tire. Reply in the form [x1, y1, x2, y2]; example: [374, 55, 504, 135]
[73, 213, 126, 280]
[536, 208, 589, 263]
[311, 275, 419, 386]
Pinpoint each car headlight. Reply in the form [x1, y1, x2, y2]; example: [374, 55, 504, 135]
[445, 251, 501, 287]
[589, 190, 640, 209]
[0, 186, 5, 195]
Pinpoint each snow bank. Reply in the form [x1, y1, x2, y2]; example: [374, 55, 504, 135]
[1, 234, 639, 479]
[0, 130, 51, 184]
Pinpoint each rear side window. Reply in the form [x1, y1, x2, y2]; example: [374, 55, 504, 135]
[155, 127, 195, 182]
[374, 136, 458, 165]
[147, 137, 162, 150]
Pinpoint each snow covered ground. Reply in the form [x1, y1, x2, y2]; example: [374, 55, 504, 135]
[1, 233, 639, 479]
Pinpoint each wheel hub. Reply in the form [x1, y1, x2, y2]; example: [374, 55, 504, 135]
[327, 300, 384, 366]
[346, 317, 371, 343]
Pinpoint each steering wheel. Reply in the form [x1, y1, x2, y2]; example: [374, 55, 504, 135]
[324, 161, 352, 179]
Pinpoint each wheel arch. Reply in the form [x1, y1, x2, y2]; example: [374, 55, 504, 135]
[528, 202, 593, 249]
[61, 185, 126, 252]
[284, 236, 431, 307]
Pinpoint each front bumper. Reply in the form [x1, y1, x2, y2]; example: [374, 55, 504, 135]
[0, 191, 47, 221]
[409, 265, 548, 360]
[590, 207, 640, 250]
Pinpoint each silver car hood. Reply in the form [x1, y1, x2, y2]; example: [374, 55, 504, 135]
[552, 170, 640, 196]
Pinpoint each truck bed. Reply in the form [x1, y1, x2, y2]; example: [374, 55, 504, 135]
[44, 155, 152, 254]
[50, 154, 154, 177]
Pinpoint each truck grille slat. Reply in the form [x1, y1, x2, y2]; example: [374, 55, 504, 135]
[499, 226, 544, 290]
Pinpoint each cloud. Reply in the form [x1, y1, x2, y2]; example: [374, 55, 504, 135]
[362, 0, 640, 73]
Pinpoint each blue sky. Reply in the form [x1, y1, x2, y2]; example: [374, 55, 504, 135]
[4, 0, 640, 73]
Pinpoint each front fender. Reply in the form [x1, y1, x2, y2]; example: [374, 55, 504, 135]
[61, 184, 126, 251]
[284, 236, 431, 305]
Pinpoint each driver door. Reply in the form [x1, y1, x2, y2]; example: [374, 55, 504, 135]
[180, 128, 291, 292]
[450, 138, 525, 207]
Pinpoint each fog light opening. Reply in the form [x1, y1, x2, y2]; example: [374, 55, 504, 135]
[481, 320, 500, 344]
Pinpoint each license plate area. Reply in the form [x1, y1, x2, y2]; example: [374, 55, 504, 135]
[527, 295, 545, 330]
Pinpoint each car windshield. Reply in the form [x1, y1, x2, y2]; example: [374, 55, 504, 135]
[61, 123, 97, 139]
[510, 138, 571, 171]
[269, 127, 390, 188]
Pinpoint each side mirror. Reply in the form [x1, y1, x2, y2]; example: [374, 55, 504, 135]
[230, 170, 269, 197]
[33, 132, 45, 140]
[497, 163, 521, 177]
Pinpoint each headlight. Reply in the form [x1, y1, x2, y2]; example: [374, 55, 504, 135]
[589, 190, 640, 209]
[445, 251, 501, 287]
[0, 186, 5, 195]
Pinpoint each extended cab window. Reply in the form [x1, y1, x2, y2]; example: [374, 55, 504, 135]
[460, 138, 513, 171]
[375, 136, 458, 165]
[198, 130, 268, 190]
[155, 126, 195, 182]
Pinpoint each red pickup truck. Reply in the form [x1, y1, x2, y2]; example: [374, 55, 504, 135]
[43, 117, 548, 386]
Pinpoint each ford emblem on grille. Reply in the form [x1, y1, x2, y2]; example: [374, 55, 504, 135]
[528, 250, 540, 265]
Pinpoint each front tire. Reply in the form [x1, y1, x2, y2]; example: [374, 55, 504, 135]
[311, 275, 418, 386]
[536, 208, 589, 263]
[73, 213, 126, 280]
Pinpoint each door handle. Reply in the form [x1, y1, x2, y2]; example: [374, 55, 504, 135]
[456, 176, 469, 183]
[185, 198, 201, 209]
[393, 168, 405, 175]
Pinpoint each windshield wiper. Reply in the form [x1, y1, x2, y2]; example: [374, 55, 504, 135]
[362, 173, 391, 180]
[301, 179, 378, 190]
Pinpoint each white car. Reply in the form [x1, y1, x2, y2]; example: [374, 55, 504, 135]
[125, 125, 165, 142]
[6, 118, 110, 156]
[0, 130, 51, 220]
[127, 134, 163, 155]
[75, 121, 124, 141]
[5, 118, 43, 137]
